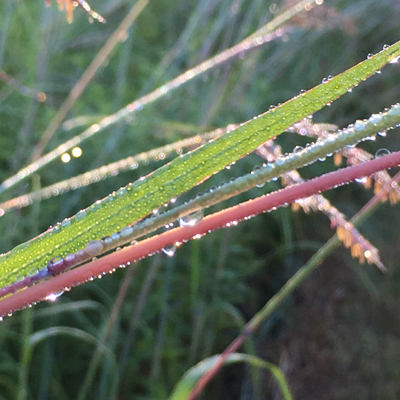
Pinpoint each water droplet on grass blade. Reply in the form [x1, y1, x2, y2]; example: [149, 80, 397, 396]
[375, 148, 390, 158]
[162, 244, 176, 257]
[355, 177, 368, 184]
[369, 114, 382, 125]
[354, 120, 366, 131]
[179, 210, 204, 227]
[293, 146, 304, 154]
[84, 240, 104, 256]
[46, 291, 64, 302]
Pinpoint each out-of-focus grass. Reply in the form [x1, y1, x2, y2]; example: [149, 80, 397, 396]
[0, 0, 400, 399]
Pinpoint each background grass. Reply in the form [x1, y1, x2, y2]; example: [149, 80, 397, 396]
[0, 0, 400, 399]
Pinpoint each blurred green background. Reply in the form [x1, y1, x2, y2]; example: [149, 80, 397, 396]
[0, 0, 400, 398]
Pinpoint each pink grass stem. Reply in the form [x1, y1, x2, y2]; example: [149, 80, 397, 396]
[0, 150, 399, 318]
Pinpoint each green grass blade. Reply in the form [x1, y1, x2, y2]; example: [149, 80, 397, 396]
[168, 353, 294, 400]
[1, 40, 400, 287]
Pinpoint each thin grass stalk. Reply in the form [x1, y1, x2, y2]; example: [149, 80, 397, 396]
[0, 0, 321, 195]
[31, 0, 149, 160]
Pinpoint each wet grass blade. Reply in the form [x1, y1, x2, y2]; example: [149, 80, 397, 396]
[168, 353, 294, 400]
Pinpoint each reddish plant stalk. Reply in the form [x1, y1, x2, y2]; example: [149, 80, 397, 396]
[0, 151, 399, 318]
[186, 167, 400, 400]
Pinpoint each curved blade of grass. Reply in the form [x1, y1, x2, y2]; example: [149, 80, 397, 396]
[0, 41, 400, 288]
[0, 0, 318, 196]
[168, 353, 293, 400]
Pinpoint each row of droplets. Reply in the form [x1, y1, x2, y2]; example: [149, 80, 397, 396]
[0, 127, 228, 215]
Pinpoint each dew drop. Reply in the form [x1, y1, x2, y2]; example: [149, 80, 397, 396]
[120, 226, 134, 237]
[102, 236, 114, 247]
[116, 187, 127, 197]
[179, 210, 204, 227]
[367, 53, 374, 60]
[84, 240, 104, 256]
[256, 181, 266, 188]
[162, 244, 176, 257]
[293, 145, 304, 154]
[375, 148, 390, 158]
[369, 113, 382, 125]
[89, 200, 102, 212]
[49, 224, 61, 234]
[355, 177, 368, 184]
[64, 253, 76, 267]
[61, 218, 71, 227]
[47, 257, 65, 275]
[10, 241, 31, 255]
[354, 120, 366, 131]
[388, 103, 400, 116]
[75, 210, 86, 220]
[111, 232, 121, 242]
[46, 291, 64, 302]
[28, 267, 40, 277]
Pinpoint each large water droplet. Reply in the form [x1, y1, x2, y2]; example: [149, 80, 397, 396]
[121, 226, 134, 237]
[162, 244, 176, 257]
[179, 210, 204, 227]
[256, 181, 266, 188]
[355, 177, 368, 184]
[84, 240, 104, 256]
[375, 148, 390, 158]
[46, 291, 64, 302]
[47, 257, 65, 275]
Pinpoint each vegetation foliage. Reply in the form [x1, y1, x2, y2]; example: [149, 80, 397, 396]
[0, 0, 399, 399]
